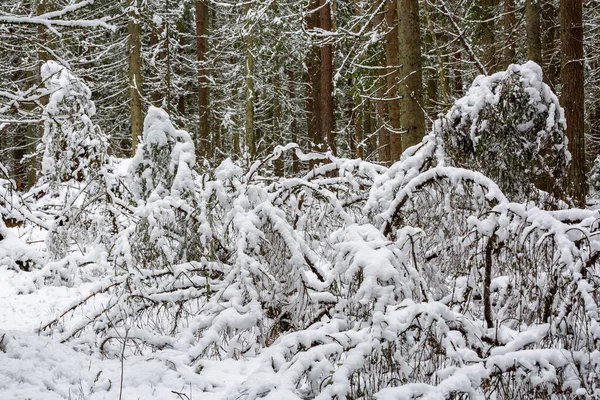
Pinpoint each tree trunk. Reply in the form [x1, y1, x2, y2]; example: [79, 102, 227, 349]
[305, 2, 321, 154]
[588, 6, 600, 165]
[244, 3, 255, 159]
[525, 0, 542, 65]
[541, 0, 559, 89]
[397, 0, 425, 155]
[452, 47, 463, 98]
[478, 0, 498, 73]
[196, 0, 210, 159]
[164, 0, 172, 112]
[376, 82, 387, 163]
[273, 76, 284, 176]
[30, 0, 53, 187]
[128, 0, 143, 153]
[365, 100, 376, 156]
[289, 70, 300, 174]
[175, 4, 190, 124]
[560, 0, 586, 206]
[149, 24, 161, 106]
[385, 0, 400, 163]
[355, 100, 364, 159]
[503, 0, 516, 67]
[319, 0, 335, 155]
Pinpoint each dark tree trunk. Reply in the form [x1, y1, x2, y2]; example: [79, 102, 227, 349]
[503, 0, 516, 67]
[128, 0, 143, 153]
[526, 0, 542, 64]
[196, 0, 211, 159]
[560, 0, 586, 206]
[385, 0, 400, 162]
[305, 2, 322, 154]
[541, 0, 559, 89]
[319, 0, 335, 155]
[397, 0, 425, 155]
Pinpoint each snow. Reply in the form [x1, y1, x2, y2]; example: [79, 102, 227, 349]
[0, 266, 254, 399]
[2, 62, 600, 399]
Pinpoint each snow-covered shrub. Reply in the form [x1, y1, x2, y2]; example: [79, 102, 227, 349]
[29, 62, 115, 261]
[129, 106, 195, 201]
[0, 218, 42, 271]
[436, 61, 570, 206]
[40, 60, 107, 185]
[40, 143, 600, 398]
[232, 158, 600, 399]
[42, 150, 381, 358]
[118, 108, 200, 272]
[39, 68, 600, 399]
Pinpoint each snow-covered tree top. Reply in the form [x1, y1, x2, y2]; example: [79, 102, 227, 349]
[436, 61, 570, 206]
[39, 61, 106, 185]
[129, 106, 196, 200]
[41, 60, 96, 118]
[449, 61, 566, 144]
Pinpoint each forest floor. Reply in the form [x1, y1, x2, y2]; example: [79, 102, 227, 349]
[0, 231, 251, 400]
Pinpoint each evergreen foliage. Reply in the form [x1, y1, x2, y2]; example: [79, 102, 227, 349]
[437, 62, 570, 205]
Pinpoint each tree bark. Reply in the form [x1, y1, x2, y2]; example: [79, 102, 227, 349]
[289, 70, 300, 174]
[525, 0, 542, 65]
[541, 0, 559, 89]
[273, 76, 284, 176]
[196, 0, 210, 159]
[128, 0, 143, 153]
[503, 0, 516, 67]
[372, 0, 389, 164]
[560, 0, 586, 206]
[319, 0, 335, 155]
[478, 0, 498, 73]
[384, 0, 398, 164]
[397, 0, 425, 155]
[589, 7, 600, 165]
[305, 2, 322, 154]
[355, 101, 364, 159]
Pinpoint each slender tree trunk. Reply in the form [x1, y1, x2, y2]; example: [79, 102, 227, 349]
[365, 99, 376, 156]
[347, 77, 357, 157]
[30, 0, 52, 187]
[319, 0, 335, 155]
[150, 24, 161, 106]
[355, 100, 364, 159]
[526, 0, 542, 64]
[397, 0, 425, 155]
[366, 1, 386, 164]
[244, 3, 255, 159]
[376, 83, 387, 163]
[385, 0, 400, 162]
[424, 5, 449, 108]
[196, 0, 210, 159]
[289, 70, 300, 174]
[273, 76, 283, 176]
[452, 47, 463, 98]
[541, 0, 559, 89]
[560, 0, 586, 206]
[589, 7, 600, 165]
[164, 0, 172, 112]
[128, 0, 143, 153]
[478, 0, 498, 73]
[423, 3, 437, 120]
[306, 2, 322, 153]
[503, 0, 516, 67]
[175, 4, 190, 122]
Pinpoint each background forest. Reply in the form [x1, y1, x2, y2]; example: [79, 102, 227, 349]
[0, 0, 595, 197]
[0, 0, 600, 399]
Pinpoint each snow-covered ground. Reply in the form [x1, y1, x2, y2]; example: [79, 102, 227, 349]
[0, 265, 252, 399]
